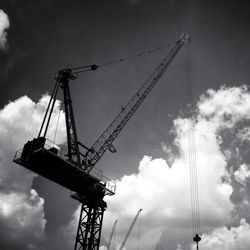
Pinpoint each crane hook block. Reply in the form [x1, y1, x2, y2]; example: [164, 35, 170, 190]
[193, 234, 201, 243]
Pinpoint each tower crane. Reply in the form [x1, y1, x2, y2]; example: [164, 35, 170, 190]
[107, 219, 118, 250]
[119, 209, 143, 250]
[13, 32, 190, 250]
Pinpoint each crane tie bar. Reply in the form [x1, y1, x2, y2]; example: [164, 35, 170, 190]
[70, 42, 173, 74]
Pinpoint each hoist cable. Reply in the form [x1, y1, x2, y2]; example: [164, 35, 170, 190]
[188, 121, 200, 234]
[188, 122, 198, 234]
[193, 129, 201, 231]
[185, 44, 201, 246]
[188, 123, 195, 235]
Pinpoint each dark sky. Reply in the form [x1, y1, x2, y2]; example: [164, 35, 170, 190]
[1, 0, 250, 177]
[1, 0, 250, 249]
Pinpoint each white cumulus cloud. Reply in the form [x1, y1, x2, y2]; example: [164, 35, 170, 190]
[198, 219, 250, 250]
[234, 164, 250, 186]
[197, 85, 250, 129]
[0, 9, 9, 50]
[0, 95, 66, 249]
[62, 85, 250, 250]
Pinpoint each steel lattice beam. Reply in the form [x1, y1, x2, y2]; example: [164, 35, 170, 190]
[74, 200, 106, 250]
[85, 33, 190, 172]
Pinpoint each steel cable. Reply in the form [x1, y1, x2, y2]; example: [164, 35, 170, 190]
[71, 42, 174, 74]
[185, 44, 201, 247]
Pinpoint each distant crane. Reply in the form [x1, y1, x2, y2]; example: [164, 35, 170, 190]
[119, 209, 143, 250]
[107, 220, 118, 250]
[13, 33, 190, 250]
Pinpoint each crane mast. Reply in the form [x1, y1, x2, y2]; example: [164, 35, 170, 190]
[59, 69, 82, 166]
[13, 33, 190, 250]
[119, 209, 143, 250]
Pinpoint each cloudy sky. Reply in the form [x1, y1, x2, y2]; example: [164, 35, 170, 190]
[1, 0, 250, 249]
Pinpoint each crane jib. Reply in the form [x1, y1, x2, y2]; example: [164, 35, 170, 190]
[85, 33, 190, 172]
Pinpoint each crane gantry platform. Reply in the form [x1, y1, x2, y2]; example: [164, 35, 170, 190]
[13, 32, 190, 250]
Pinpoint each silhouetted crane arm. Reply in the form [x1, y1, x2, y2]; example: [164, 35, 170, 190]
[107, 219, 118, 250]
[119, 209, 143, 250]
[85, 33, 190, 172]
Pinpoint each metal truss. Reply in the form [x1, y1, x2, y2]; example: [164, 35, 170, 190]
[74, 200, 107, 250]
